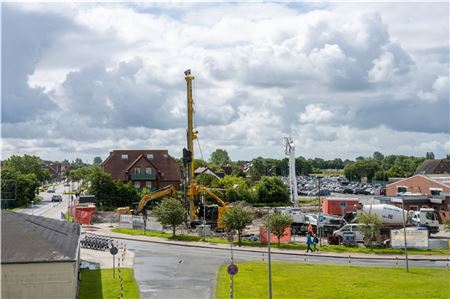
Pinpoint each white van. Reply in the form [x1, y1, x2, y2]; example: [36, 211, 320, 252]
[333, 224, 364, 243]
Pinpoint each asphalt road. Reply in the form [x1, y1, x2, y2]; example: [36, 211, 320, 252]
[123, 239, 449, 299]
[18, 182, 73, 219]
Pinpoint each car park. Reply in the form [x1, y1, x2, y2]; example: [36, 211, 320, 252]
[51, 195, 62, 202]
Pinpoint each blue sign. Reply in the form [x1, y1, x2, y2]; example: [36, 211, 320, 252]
[227, 263, 238, 276]
[319, 215, 324, 223]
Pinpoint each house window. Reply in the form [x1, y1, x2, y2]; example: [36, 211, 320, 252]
[145, 167, 152, 175]
[134, 167, 141, 175]
[339, 202, 347, 208]
[134, 182, 141, 188]
[421, 205, 428, 209]
[121, 154, 128, 160]
[147, 154, 154, 160]
[397, 186, 407, 193]
[409, 205, 418, 211]
[163, 154, 168, 158]
[145, 181, 152, 188]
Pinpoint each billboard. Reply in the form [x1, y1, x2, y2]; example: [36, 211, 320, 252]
[391, 227, 429, 249]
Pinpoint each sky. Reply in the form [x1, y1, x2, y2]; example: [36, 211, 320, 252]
[1, 2, 449, 164]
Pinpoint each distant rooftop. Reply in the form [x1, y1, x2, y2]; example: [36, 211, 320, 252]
[1, 210, 80, 264]
[415, 159, 450, 175]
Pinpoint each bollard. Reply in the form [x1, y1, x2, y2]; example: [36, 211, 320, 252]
[348, 255, 351, 265]
[396, 257, 398, 267]
[262, 253, 264, 262]
[447, 258, 449, 270]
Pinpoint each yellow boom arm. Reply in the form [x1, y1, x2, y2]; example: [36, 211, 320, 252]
[136, 185, 177, 214]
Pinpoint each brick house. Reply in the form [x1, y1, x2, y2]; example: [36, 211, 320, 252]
[101, 150, 181, 190]
[386, 174, 450, 196]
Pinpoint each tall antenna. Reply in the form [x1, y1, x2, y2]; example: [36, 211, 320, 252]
[284, 137, 298, 207]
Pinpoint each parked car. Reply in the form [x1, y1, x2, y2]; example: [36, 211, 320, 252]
[47, 189, 55, 193]
[342, 188, 353, 194]
[51, 195, 62, 202]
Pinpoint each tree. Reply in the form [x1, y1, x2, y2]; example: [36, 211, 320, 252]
[93, 156, 103, 165]
[357, 213, 382, 249]
[426, 152, 435, 159]
[153, 198, 185, 237]
[221, 205, 253, 243]
[373, 151, 384, 161]
[265, 212, 292, 245]
[210, 149, 231, 166]
[220, 176, 255, 203]
[254, 176, 289, 204]
[4, 155, 51, 182]
[195, 173, 220, 188]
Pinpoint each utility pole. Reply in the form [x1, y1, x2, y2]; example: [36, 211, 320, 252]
[401, 196, 409, 272]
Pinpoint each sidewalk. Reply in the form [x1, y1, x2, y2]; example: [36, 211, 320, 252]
[83, 224, 450, 262]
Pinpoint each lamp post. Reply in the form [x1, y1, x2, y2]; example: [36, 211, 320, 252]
[267, 208, 273, 299]
[401, 196, 409, 272]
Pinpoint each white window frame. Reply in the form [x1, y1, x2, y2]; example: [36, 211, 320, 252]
[134, 182, 141, 188]
[134, 167, 141, 175]
[147, 154, 154, 160]
[121, 154, 128, 160]
[145, 181, 152, 188]
[397, 186, 407, 193]
[145, 167, 152, 175]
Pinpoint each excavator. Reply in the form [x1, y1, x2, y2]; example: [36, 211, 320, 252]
[183, 69, 229, 231]
[115, 185, 178, 216]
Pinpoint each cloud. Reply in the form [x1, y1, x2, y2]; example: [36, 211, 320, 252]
[1, 2, 449, 162]
[299, 104, 334, 124]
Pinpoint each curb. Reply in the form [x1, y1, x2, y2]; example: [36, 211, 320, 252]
[88, 230, 450, 262]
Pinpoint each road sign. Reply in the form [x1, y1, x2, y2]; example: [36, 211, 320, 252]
[227, 235, 234, 243]
[110, 246, 118, 255]
[319, 215, 324, 223]
[227, 263, 238, 276]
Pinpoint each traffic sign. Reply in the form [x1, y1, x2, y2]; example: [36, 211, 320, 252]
[227, 235, 234, 243]
[319, 215, 324, 223]
[227, 263, 238, 276]
[110, 246, 118, 255]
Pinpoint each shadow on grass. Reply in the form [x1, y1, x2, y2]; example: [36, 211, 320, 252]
[78, 268, 103, 299]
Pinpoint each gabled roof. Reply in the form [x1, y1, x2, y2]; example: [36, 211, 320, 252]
[415, 159, 450, 175]
[1, 211, 80, 264]
[125, 154, 158, 172]
[386, 174, 450, 188]
[102, 150, 181, 182]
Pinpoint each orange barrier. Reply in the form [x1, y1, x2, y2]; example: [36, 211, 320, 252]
[259, 226, 291, 244]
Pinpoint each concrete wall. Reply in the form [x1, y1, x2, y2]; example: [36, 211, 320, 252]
[386, 175, 450, 196]
[1, 261, 78, 299]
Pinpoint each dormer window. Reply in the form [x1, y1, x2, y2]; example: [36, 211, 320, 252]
[147, 154, 154, 160]
[121, 154, 128, 160]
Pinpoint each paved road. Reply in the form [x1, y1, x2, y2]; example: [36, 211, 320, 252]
[18, 183, 73, 220]
[123, 239, 449, 299]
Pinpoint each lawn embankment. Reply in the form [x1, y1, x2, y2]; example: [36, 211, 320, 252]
[112, 228, 450, 255]
[215, 262, 450, 299]
[78, 268, 139, 299]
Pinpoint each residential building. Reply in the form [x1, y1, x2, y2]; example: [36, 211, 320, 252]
[1, 211, 81, 299]
[102, 150, 181, 190]
[194, 166, 224, 180]
[415, 159, 450, 175]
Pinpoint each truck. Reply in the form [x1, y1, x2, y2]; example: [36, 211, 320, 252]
[277, 207, 344, 236]
[355, 203, 439, 234]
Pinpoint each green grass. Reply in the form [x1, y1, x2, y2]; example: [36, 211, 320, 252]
[215, 262, 450, 299]
[112, 228, 450, 255]
[78, 268, 139, 299]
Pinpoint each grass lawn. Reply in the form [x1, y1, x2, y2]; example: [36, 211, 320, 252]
[112, 228, 450, 255]
[78, 268, 139, 299]
[215, 262, 450, 299]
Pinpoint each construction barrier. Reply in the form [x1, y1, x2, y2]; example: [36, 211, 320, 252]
[259, 226, 291, 244]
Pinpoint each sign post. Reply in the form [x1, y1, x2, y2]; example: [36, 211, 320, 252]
[110, 245, 118, 278]
[227, 234, 235, 299]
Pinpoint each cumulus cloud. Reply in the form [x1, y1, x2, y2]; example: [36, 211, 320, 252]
[1, 2, 449, 162]
[299, 104, 334, 124]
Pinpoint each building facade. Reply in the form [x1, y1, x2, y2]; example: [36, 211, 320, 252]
[102, 150, 181, 190]
[1, 211, 81, 299]
[386, 174, 450, 196]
